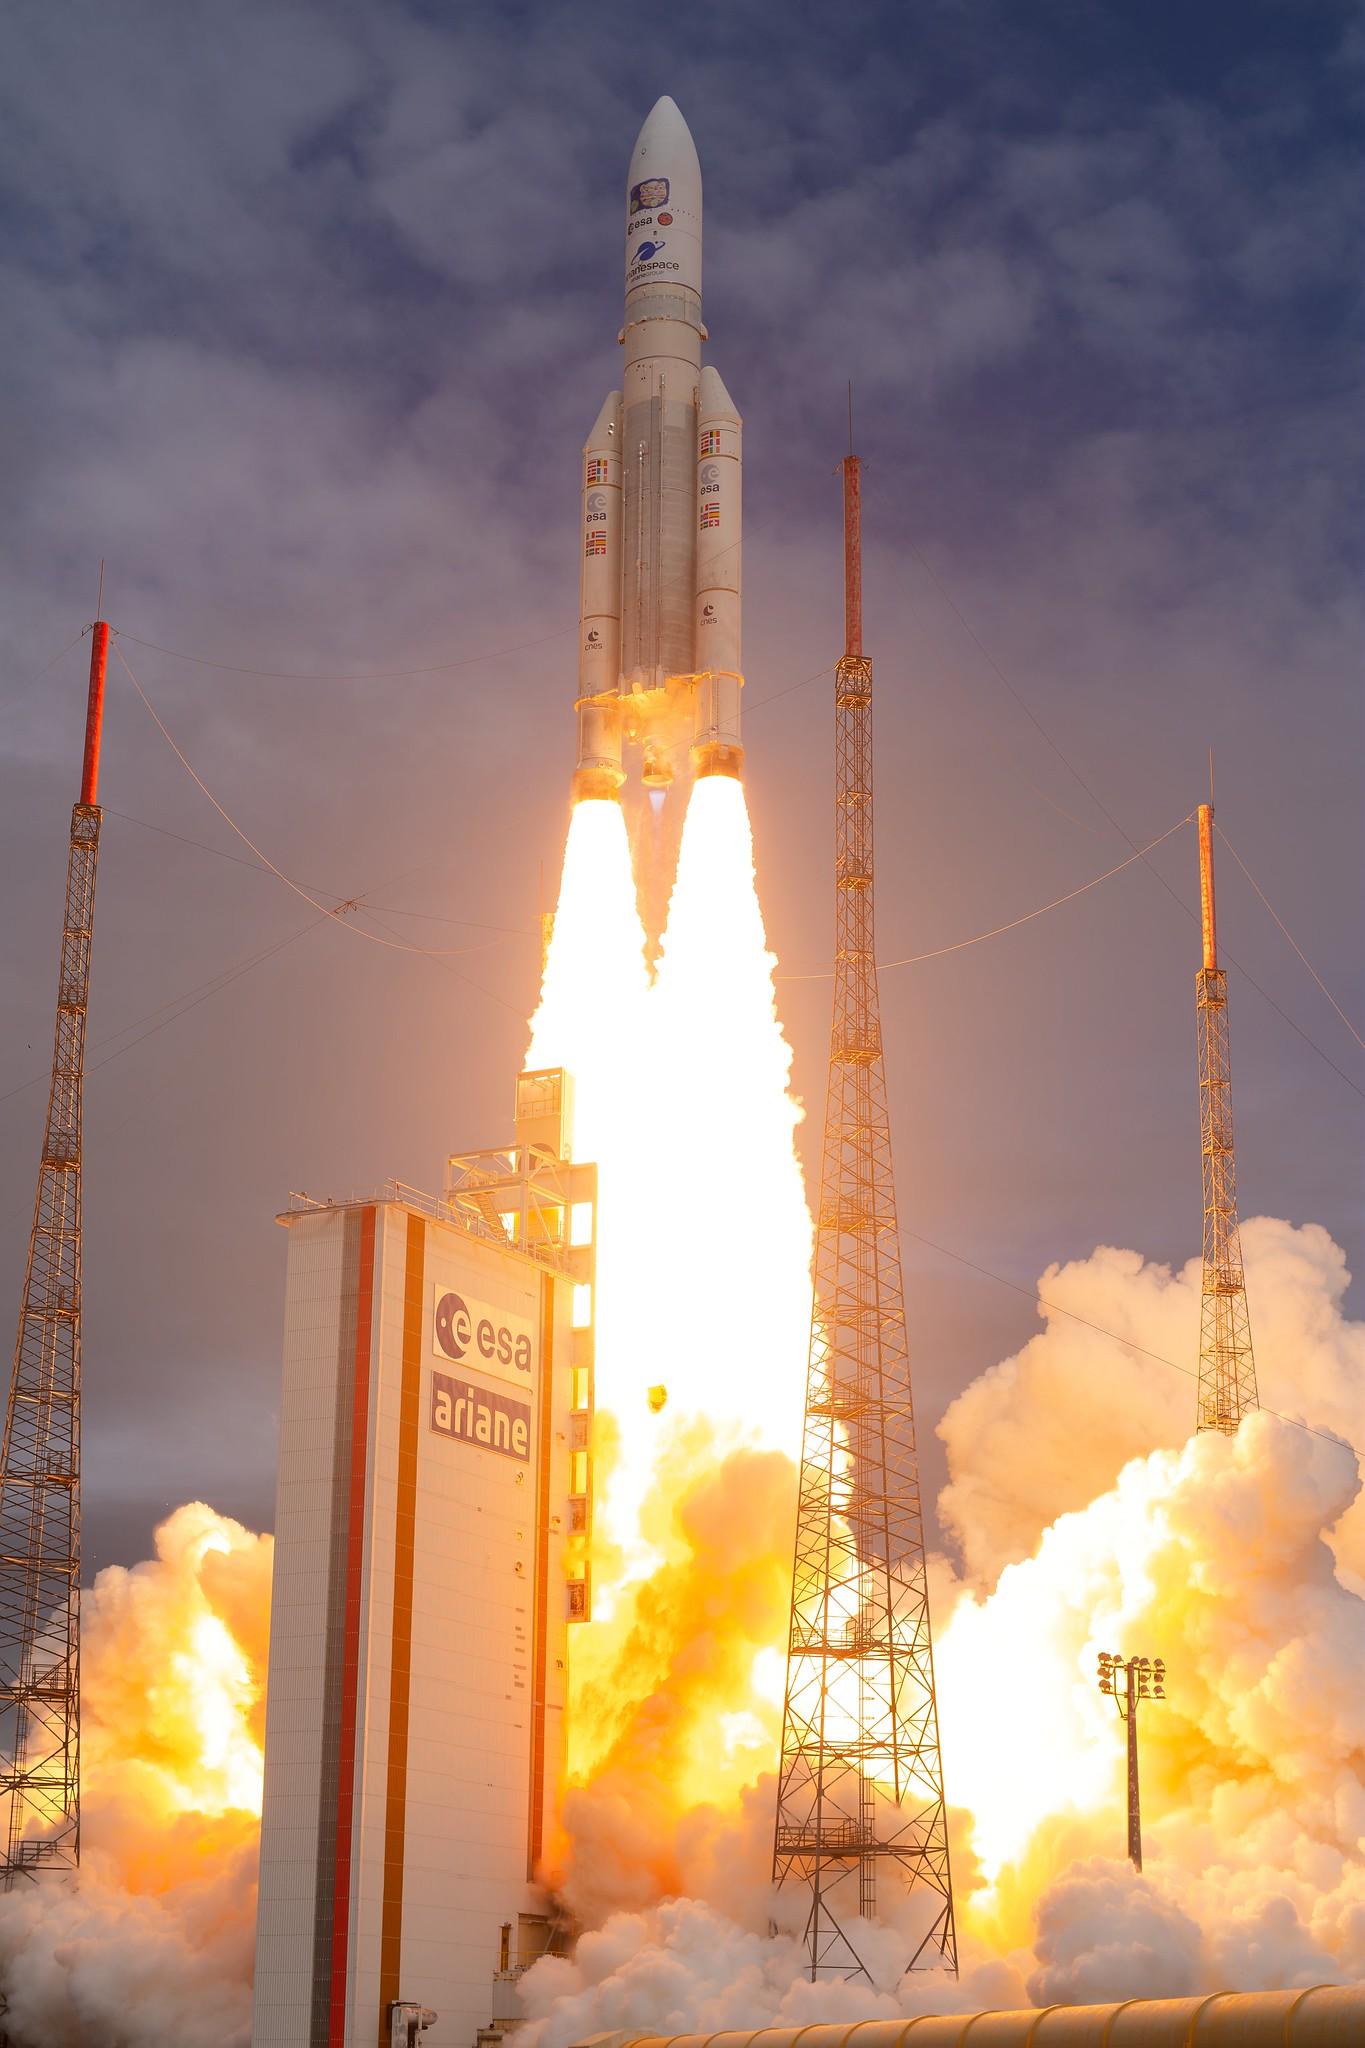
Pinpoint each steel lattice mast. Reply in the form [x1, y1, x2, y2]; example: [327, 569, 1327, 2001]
[1194, 799, 1258, 1433]
[0, 620, 108, 1884]
[772, 457, 956, 1982]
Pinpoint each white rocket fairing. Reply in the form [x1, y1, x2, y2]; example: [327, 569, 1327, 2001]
[574, 96, 743, 800]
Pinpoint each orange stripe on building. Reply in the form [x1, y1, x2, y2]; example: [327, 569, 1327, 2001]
[377, 1212, 425, 2043]
[329, 1204, 375, 2047]
[528, 1270, 555, 1878]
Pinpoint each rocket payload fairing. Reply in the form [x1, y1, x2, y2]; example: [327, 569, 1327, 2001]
[574, 96, 743, 800]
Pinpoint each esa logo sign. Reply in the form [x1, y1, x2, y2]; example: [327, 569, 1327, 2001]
[432, 1283, 534, 1385]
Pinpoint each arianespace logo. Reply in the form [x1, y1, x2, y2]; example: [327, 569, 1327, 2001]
[430, 1370, 530, 1463]
[432, 1283, 534, 1385]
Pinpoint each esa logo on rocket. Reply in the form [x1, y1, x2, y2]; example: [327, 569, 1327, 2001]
[432, 1284, 533, 1382]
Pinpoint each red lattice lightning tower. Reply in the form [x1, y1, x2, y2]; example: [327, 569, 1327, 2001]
[772, 458, 956, 1982]
[0, 620, 108, 1884]
[1194, 799, 1258, 1433]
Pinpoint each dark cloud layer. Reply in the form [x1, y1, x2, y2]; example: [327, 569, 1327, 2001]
[0, 0, 1360, 1570]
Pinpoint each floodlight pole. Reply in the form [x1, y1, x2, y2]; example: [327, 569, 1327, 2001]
[1124, 1662, 1141, 1869]
[1097, 1652, 1166, 1874]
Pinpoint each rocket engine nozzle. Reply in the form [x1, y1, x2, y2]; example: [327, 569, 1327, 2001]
[691, 739, 744, 782]
[641, 740, 675, 791]
[571, 765, 625, 805]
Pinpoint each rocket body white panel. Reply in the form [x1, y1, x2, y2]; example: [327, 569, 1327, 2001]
[578, 392, 623, 780]
[620, 325, 701, 692]
[695, 364, 742, 679]
[693, 365, 743, 763]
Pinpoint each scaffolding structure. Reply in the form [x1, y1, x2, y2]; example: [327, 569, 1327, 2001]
[772, 458, 956, 1982]
[0, 621, 108, 1885]
[1194, 802, 1258, 1433]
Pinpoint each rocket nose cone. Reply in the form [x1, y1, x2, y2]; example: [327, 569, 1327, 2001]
[629, 94, 701, 183]
[626, 94, 702, 307]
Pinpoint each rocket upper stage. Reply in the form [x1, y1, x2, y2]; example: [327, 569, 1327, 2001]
[625, 95, 702, 315]
[574, 97, 743, 801]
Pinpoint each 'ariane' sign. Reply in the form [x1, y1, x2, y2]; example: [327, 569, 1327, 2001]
[430, 1369, 530, 1463]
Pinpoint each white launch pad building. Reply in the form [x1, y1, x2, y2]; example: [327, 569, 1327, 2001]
[252, 1071, 595, 2048]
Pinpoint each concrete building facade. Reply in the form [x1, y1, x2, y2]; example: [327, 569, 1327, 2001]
[253, 1071, 594, 2048]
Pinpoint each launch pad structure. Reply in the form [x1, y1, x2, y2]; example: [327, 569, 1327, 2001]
[772, 457, 957, 1981]
[252, 1069, 597, 2048]
[0, 619, 109, 1891]
[1193, 798, 1258, 1433]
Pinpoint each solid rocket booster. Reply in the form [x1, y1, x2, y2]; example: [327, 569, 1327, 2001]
[574, 96, 743, 800]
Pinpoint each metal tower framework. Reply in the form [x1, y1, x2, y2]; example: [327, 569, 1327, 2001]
[1194, 801, 1258, 1433]
[0, 620, 108, 1884]
[772, 458, 956, 1982]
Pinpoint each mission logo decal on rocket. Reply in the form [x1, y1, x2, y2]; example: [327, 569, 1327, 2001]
[429, 1370, 530, 1463]
[432, 1282, 534, 1386]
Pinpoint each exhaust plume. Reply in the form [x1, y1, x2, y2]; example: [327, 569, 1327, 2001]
[529, 778, 812, 1886]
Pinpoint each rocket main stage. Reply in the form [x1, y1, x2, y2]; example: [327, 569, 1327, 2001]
[574, 95, 743, 800]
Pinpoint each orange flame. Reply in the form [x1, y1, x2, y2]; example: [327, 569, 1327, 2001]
[528, 780, 812, 1895]
[81, 1502, 271, 1892]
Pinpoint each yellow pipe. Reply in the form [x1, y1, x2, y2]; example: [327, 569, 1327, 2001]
[576, 1984, 1365, 2048]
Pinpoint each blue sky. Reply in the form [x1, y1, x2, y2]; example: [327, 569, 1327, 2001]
[1, 0, 1361, 1568]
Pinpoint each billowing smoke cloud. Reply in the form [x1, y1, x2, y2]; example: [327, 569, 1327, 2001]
[517, 1893, 1026, 2047]
[548, 1445, 794, 1928]
[3, 1220, 1361, 2045]
[518, 1217, 1365, 2039]
[0, 1504, 268, 2048]
[936, 1218, 1365, 1589]
[938, 1413, 1365, 1982]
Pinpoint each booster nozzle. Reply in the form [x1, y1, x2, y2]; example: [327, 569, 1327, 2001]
[571, 765, 625, 805]
[691, 739, 744, 782]
[641, 738, 675, 791]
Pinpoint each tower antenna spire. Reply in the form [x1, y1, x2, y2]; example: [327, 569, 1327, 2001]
[0, 616, 107, 1883]
[772, 445, 957, 1982]
[1195, 791, 1258, 1432]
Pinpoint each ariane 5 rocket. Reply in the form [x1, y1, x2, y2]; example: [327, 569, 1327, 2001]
[574, 96, 743, 801]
